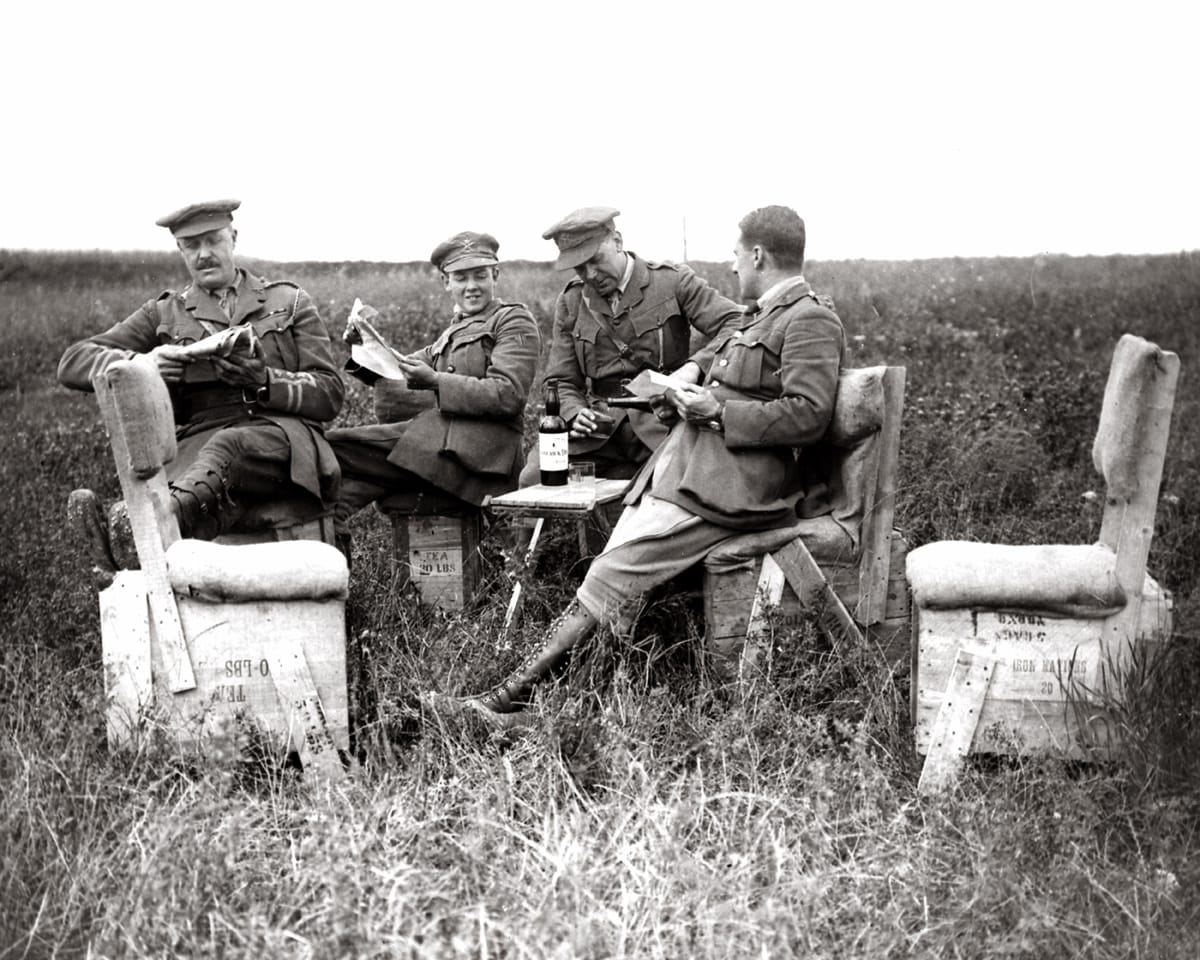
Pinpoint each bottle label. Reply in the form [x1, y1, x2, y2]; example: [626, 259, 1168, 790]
[539, 433, 568, 471]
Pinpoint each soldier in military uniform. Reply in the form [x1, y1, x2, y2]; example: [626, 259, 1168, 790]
[327, 232, 540, 537]
[519, 206, 743, 484]
[430, 206, 845, 726]
[58, 200, 344, 541]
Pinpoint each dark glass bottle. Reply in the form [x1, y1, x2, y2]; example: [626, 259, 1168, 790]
[538, 381, 568, 486]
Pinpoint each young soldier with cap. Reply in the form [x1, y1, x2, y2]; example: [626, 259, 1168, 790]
[429, 206, 845, 727]
[326, 232, 540, 543]
[58, 200, 344, 541]
[519, 206, 743, 484]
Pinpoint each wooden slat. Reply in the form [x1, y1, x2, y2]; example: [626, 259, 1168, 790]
[269, 646, 346, 782]
[771, 538, 865, 648]
[741, 554, 787, 679]
[95, 369, 195, 692]
[501, 517, 544, 647]
[918, 644, 995, 794]
[857, 366, 906, 625]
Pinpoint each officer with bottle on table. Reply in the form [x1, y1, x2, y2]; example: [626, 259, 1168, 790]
[519, 207, 744, 485]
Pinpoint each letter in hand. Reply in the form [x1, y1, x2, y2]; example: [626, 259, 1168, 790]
[212, 338, 269, 386]
[669, 382, 722, 422]
[149, 344, 193, 383]
[393, 353, 438, 390]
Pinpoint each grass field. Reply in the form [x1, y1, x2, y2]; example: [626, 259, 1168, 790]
[1, 248, 1198, 957]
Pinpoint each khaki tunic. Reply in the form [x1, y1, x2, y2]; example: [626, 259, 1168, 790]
[578, 277, 845, 625]
[57, 270, 344, 504]
[542, 253, 743, 458]
[334, 300, 541, 506]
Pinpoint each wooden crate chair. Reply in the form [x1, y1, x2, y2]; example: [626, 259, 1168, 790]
[376, 490, 483, 614]
[906, 334, 1178, 787]
[702, 366, 909, 681]
[363, 378, 482, 614]
[93, 356, 351, 779]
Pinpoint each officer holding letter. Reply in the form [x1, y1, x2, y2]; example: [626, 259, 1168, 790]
[520, 207, 743, 484]
[58, 199, 344, 541]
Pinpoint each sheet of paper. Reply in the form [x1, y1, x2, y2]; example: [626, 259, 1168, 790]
[345, 297, 407, 383]
[624, 368, 695, 400]
[179, 324, 257, 360]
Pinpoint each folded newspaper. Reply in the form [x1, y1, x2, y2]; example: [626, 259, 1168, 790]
[180, 324, 258, 360]
[343, 298, 407, 384]
[179, 325, 259, 382]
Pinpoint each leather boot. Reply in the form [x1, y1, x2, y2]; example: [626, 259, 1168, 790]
[471, 599, 598, 713]
[106, 500, 139, 570]
[169, 471, 226, 540]
[423, 600, 598, 730]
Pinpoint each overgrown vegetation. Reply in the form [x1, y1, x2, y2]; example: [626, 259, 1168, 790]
[1, 249, 1198, 957]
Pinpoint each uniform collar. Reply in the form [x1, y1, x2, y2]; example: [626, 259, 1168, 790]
[183, 267, 265, 324]
[754, 274, 810, 315]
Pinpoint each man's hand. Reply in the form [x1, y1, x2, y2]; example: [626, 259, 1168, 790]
[670, 382, 722, 422]
[149, 344, 193, 383]
[212, 341, 268, 387]
[394, 353, 438, 390]
[650, 394, 680, 426]
[569, 407, 615, 439]
[670, 361, 704, 386]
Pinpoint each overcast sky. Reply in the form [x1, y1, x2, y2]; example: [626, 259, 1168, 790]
[4, 1, 1197, 264]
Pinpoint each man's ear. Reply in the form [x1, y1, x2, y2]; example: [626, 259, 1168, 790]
[611, 231, 624, 252]
[440, 272, 451, 292]
[492, 266, 501, 282]
[230, 227, 238, 248]
[751, 244, 767, 270]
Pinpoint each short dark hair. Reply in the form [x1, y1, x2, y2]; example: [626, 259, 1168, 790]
[738, 206, 806, 271]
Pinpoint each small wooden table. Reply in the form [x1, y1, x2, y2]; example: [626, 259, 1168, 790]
[485, 479, 631, 640]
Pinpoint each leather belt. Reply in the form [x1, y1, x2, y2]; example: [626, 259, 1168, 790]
[177, 386, 258, 423]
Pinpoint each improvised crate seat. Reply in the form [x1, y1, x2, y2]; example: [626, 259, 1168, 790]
[90, 355, 350, 779]
[906, 334, 1178, 776]
[359, 378, 481, 613]
[376, 487, 483, 614]
[702, 365, 909, 679]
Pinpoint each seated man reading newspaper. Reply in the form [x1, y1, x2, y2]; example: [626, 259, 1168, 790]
[58, 199, 344, 545]
[327, 231, 540, 547]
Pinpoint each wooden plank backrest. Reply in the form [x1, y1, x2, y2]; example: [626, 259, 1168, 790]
[94, 357, 194, 692]
[855, 366, 906, 625]
[1092, 335, 1179, 672]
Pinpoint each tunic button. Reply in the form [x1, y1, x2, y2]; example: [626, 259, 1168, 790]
[711, 379, 721, 387]
[733, 331, 741, 337]
[446, 365, 456, 372]
[719, 359, 729, 366]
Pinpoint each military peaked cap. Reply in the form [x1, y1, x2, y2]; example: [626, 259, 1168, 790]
[155, 199, 241, 238]
[430, 231, 500, 273]
[542, 206, 620, 270]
